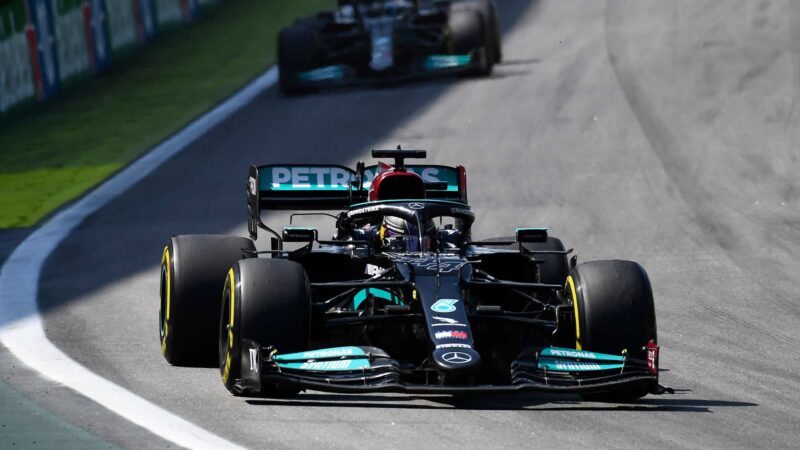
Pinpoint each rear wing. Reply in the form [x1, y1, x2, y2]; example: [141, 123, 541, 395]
[246, 163, 468, 240]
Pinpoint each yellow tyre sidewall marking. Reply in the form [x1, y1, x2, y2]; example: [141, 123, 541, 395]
[222, 268, 235, 384]
[566, 275, 582, 350]
[160, 246, 171, 354]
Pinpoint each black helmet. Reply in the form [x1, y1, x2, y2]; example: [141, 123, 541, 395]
[381, 215, 435, 252]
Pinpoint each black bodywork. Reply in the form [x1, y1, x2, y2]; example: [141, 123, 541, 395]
[233, 151, 667, 396]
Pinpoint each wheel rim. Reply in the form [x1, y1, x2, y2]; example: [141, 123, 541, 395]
[565, 275, 582, 350]
[159, 264, 167, 340]
[219, 286, 232, 371]
[220, 269, 236, 384]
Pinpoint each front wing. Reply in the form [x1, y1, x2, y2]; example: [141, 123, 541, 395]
[289, 49, 487, 90]
[232, 341, 670, 396]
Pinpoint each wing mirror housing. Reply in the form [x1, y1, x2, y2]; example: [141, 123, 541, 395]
[282, 227, 318, 243]
[516, 228, 548, 243]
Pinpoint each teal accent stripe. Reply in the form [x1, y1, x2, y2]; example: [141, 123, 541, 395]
[353, 288, 401, 309]
[274, 347, 372, 371]
[297, 65, 346, 82]
[274, 346, 365, 361]
[424, 54, 472, 70]
[540, 347, 625, 362]
[269, 185, 350, 191]
[278, 359, 371, 371]
[265, 184, 456, 192]
[258, 164, 460, 193]
[537, 358, 624, 372]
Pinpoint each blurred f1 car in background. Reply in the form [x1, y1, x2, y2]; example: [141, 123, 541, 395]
[277, 0, 502, 94]
[159, 148, 672, 401]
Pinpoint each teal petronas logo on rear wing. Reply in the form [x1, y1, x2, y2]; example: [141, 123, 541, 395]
[258, 164, 459, 192]
[248, 163, 467, 239]
[261, 166, 355, 191]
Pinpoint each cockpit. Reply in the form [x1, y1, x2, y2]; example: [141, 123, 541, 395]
[343, 199, 474, 254]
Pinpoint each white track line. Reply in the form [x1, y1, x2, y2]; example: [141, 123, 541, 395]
[0, 66, 278, 450]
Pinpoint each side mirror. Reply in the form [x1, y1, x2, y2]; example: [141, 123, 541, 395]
[282, 227, 317, 243]
[516, 228, 548, 243]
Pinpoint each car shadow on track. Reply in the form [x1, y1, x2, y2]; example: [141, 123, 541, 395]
[246, 392, 757, 413]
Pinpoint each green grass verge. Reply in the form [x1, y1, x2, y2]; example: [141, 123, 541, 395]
[0, 0, 333, 228]
[0, 380, 119, 449]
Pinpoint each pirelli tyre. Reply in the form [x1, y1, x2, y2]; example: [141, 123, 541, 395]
[448, 7, 493, 76]
[278, 23, 321, 96]
[219, 259, 310, 395]
[566, 260, 658, 401]
[454, 0, 502, 63]
[160, 235, 256, 366]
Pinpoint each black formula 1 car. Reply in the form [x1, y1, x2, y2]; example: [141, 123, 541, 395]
[159, 149, 671, 400]
[277, 0, 502, 94]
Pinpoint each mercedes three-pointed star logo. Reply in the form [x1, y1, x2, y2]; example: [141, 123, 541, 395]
[408, 203, 425, 210]
[442, 351, 472, 364]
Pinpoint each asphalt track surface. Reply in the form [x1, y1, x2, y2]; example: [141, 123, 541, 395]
[17, 0, 800, 448]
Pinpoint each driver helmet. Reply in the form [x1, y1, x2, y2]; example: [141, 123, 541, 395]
[380, 215, 436, 252]
[368, 164, 435, 250]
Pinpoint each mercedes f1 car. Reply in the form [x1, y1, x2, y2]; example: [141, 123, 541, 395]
[159, 149, 671, 401]
[277, 0, 502, 94]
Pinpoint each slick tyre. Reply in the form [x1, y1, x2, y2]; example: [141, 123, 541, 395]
[449, 8, 493, 76]
[278, 24, 320, 96]
[160, 235, 255, 366]
[219, 259, 310, 396]
[454, 0, 502, 63]
[566, 260, 657, 401]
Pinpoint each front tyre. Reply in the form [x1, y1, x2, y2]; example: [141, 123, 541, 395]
[454, 0, 502, 63]
[566, 260, 657, 401]
[220, 259, 310, 395]
[449, 8, 494, 76]
[160, 235, 255, 366]
[278, 24, 320, 96]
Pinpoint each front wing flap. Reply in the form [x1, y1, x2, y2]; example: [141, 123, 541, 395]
[233, 342, 668, 396]
[289, 49, 485, 90]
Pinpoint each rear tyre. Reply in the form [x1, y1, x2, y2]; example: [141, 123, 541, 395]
[566, 260, 657, 401]
[160, 235, 255, 366]
[219, 259, 310, 396]
[449, 8, 493, 76]
[278, 24, 321, 96]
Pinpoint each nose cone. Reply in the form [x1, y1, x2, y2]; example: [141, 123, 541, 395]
[432, 347, 481, 371]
